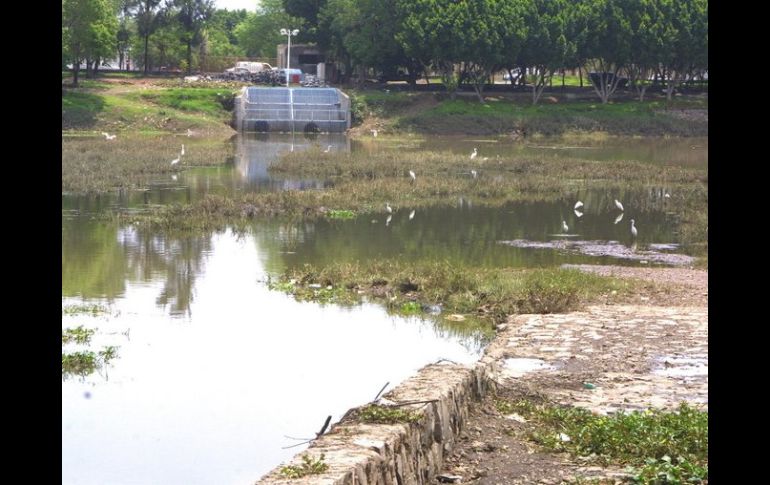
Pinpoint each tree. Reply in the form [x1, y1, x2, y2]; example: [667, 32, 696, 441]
[581, 0, 633, 103]
[136, 0, 163, 74]
[173, 0, 214, 74]
[63, 0, 119, 85]
[517, 0, 572, 105]
[623, 0, 666, 102]
[235, 0, 303, 58]
[658, 0, 707, 102]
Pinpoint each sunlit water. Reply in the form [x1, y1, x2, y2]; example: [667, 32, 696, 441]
[62, 133, 705, 484]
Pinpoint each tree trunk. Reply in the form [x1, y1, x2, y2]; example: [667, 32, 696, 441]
[578, 66, 583, 87]
[143, 34, 150, 75]
[72, 54, 80, 87]
[186, 40, 193, 74]
[85, 59, 93, 79]
[473, 83, 485, 103]
[93, 57, 100, 76]
[639, 85, 647, 102]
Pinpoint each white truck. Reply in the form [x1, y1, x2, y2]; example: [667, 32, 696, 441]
[225, 61, 273, 75]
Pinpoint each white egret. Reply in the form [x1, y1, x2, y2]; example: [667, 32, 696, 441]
[409, 170, 416, 181]
[470, 148, 478, 160]
[385, 203, 392, 213]
[371, 129, 378, 137]
[101, 132, 116, 140]
[574, 201, 584, 210]
[562, 220, 569, 233]
[409, 209, 415, 220]
[630, 219, 638, 238]
[171, 174, 178, 181]
[187, 129, 193, 137]
[482, 157, 489, 161]
[170, 156, 180, 166]
[574, 209, 583, 218]
[324, 145, 332, 153]
[614, 199, 624, 211]
[614, 213, 624, 225]
[180, 144, 185, 156]
[664, 192, 671, 199]
[471, 169, 478, 179]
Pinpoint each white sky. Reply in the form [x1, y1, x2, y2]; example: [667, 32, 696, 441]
[214, 0, 258, 12]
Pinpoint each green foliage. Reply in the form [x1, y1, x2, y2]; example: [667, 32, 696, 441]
[278, 453, 329, 479]
[138, 88, 235, 115]
[357, 404, 421, 424]
[497, 399, 708, 483]
[326, 209, 356, 219]
[235, 0, 304, 58]
[399, 301, 422, 315]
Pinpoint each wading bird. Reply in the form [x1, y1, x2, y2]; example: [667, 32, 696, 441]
[171, 155, 181, 166]
[470, 148, 478, 160]
[471, 169, 478, 179]
[631, 219, 638, 238]
[371, 129, 378, 137]
[324, 145, 332, 153]
[102, 132, 116, 140]
[409, 170, 416, 182]
[409, 209, 415, 220]
[562, 220, 569, 233]
[180, 144, 185, 156]
[574, 209, 583, 218]
[614, 213, 624, 225]
[385, 203, 392, 214]
[614, 199, 624, 211]
[574, 201, 584, 210]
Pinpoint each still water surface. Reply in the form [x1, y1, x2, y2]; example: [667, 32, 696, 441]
[62, 133, 704, 484]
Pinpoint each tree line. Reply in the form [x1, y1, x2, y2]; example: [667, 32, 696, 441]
[62, 0, 707, 104]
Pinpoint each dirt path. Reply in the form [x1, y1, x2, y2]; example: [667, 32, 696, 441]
[439, 266, 708, 483]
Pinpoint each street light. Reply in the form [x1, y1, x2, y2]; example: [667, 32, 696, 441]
[280, 28, 300, 87]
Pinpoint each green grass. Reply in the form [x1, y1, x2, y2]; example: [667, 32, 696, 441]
[136, 88, 236, 116]
[278, 453, 329, 479]
[357, 404, 422, 424]
[497, 399, 708, 484]
[403, 97, 707, 136]
[326, 209, 356, 219]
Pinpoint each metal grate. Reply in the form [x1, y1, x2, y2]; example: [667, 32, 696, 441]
[240, 87, 348, 133]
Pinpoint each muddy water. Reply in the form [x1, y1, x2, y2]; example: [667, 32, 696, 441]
[62, 133, 705, 484]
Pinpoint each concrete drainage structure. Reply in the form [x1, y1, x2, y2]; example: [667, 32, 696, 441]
[233, 87, 351, 133]
[257, 362, 492, 485]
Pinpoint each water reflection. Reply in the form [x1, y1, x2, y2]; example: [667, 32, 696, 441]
[234, 132, 348, 190]
[62, 230, 481, 485]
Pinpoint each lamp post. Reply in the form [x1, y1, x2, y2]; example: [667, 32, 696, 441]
[280, 28, 300, 87]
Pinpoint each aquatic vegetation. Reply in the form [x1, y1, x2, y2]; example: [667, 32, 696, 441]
[61, 346, 119, 378]
[62, 326, 96, 345]
[326, 209, 356, 219]
[62, 304, 108, 315]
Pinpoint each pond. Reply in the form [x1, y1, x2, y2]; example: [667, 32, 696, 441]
[62, 132, 705, 484]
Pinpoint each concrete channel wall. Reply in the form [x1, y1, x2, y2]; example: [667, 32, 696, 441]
[257, 362, 492, 485]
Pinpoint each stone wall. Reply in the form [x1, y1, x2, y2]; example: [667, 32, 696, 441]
[257, 362, 491, 485]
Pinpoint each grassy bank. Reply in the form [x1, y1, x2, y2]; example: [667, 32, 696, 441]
[350, 90, 707, 137]
[268, 262, 637, 325]
[62, 76, 239, 135]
